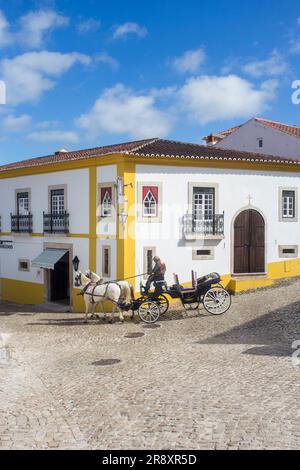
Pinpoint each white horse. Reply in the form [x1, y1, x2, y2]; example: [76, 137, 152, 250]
[85, 270, 135, 320]
[75, 271, 128, 323]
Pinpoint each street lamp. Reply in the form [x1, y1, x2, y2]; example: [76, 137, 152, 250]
[72, 256, 80, 272]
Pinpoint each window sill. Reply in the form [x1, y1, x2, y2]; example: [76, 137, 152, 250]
[184, 233, 224, 241]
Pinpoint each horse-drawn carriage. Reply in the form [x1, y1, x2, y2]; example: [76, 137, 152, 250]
[130, 271, 231, 323]
[76, 269, 231, 324]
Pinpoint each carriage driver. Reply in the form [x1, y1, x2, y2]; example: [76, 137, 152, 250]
[145, 256, 166, 293]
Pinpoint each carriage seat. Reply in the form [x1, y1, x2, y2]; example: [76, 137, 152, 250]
[172, 271, 198, 293]
[197, 272, 221, 286]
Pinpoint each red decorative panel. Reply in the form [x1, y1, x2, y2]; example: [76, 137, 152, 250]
[100, 187, 112, 203]
[142, 186, 158, 201]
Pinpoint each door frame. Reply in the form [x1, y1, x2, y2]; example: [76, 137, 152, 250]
[231, 205, 267, 276]
[43, 242, 73, 308]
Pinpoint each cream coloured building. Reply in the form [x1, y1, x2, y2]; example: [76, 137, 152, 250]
[1, 138, 300, 312]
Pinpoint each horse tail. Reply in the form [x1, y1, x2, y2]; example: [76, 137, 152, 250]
[122, 283, 132, 306]
[130, 284, 135, 301]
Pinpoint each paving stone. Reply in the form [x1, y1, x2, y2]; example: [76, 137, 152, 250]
[0, 277, 300, 449]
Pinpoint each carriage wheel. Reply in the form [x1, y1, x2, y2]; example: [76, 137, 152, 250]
[203, 287, 231, 315]
[157, 295, 169, 314]
[138, 301, 161, 323]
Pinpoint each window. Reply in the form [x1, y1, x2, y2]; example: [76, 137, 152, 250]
[192, 248, 214, 260]
[101, 188, 112, 217]
[51, 189, 65, 214]
[102, 245, 111, 277]
[193, 187, 215, 221]
[17, 192, 29, 215]
[138, 182, 162, 222]
[279, 245, 298, 258]
[18, 259, 30, 272]
[142, 187, 158, 217]
[257, 138, 263, 149]
[143, 246, 156, 279]
[282, 190, 295, 219]
[98, 184, 114, 219]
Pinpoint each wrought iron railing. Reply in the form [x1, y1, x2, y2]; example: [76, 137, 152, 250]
[11, 213, 33, 233]
[183, 212, 224, 236]
[43, 212, 69, 234]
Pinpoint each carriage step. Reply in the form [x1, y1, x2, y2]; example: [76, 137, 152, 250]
[228, 277, 273, 293]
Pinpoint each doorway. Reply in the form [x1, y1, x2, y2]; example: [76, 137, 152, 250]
[50, 252, 70, 303]
[233, 209, 265, 274]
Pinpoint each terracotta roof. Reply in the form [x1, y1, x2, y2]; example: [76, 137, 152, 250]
[205, 117, 300, 141]
[1, 137, 300, 173]
[0, 138, 157, 172]
[255, 118, 300, 139]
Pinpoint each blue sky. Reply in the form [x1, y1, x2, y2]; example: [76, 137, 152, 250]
[1, 0, 300, 164]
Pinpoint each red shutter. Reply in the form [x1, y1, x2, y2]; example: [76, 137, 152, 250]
[142, 186, 158, 201]
[101, 187, 112, 203]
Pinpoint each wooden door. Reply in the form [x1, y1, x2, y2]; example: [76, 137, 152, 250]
[234, 209, 265, 274]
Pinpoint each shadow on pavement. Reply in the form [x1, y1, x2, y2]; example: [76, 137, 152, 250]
[197, 300, 300, 358]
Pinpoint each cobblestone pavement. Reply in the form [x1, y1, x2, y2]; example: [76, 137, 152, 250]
[1, 278, 300, 450]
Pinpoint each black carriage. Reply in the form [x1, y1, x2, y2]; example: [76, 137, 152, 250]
[132, 271, 231, 323]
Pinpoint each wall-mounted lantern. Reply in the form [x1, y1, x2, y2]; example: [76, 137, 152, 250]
[72, 256, 80, 272]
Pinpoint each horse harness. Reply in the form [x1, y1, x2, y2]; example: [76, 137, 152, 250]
[80, 279, 122, 305]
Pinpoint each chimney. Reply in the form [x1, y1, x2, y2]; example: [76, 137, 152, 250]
[55, 148, 68, 155]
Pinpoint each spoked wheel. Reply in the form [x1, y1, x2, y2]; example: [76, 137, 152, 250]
[203, 287, 231, 315]
[156, 295, 169, 314]
[138, 301, 161, 323]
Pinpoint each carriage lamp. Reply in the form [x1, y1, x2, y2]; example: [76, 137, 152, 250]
[72, 256, 80, 272]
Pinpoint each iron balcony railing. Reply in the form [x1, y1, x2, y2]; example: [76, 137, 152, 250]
[11, 213, 33, 233]
[183, 212, 224, 236]
[43, 211, 69, 234]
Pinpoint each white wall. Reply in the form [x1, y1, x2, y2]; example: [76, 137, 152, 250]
[0, 236, 89, 284]
[0, 168, 89, 234]
[96, 164, 117, 236]
[216, 119, 300, 160]
[134, 163, 300, 289]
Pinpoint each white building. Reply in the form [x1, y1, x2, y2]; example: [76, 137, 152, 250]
[203, 117, 300, 160]
[1, 137, 300, 312]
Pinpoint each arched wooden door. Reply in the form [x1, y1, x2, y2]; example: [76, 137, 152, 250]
[234, 209, 265, 274]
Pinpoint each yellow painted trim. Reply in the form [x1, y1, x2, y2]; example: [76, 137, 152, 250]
[117, 161, 135, 281]
[0, 232, 90, 238]
[1, 278, 44, 304]
[89, 167, 97, 272]
[97, 234, 116, 240]
[0, 154, 125, 179]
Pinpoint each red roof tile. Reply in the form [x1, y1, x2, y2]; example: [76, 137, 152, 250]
[1, 137, 300, 173]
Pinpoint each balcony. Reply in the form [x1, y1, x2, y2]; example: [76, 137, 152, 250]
[11, 213, 33, 233]
[43, 212, 69, 234]
[183, 212, 224, 240]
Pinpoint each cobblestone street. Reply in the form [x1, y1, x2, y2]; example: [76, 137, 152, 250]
[1, 278, 300, 450]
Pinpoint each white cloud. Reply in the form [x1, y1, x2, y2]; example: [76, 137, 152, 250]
[0, 9, 69, 49]
[0, 10, 12, 46]
[112, 22, 147, 40]
[76, 84, 171, 139]
[171, 48, 206, 74]
[17, 10, 69, 49]
[77, 18, 101, 34]
[27, 130, 79, 143]
[96, 52, 119, 69]
[0, 51, 90, 104]
[178, 75, 277, 125]
[2, 114, 32, 132]
[242, 50, 288, 77]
